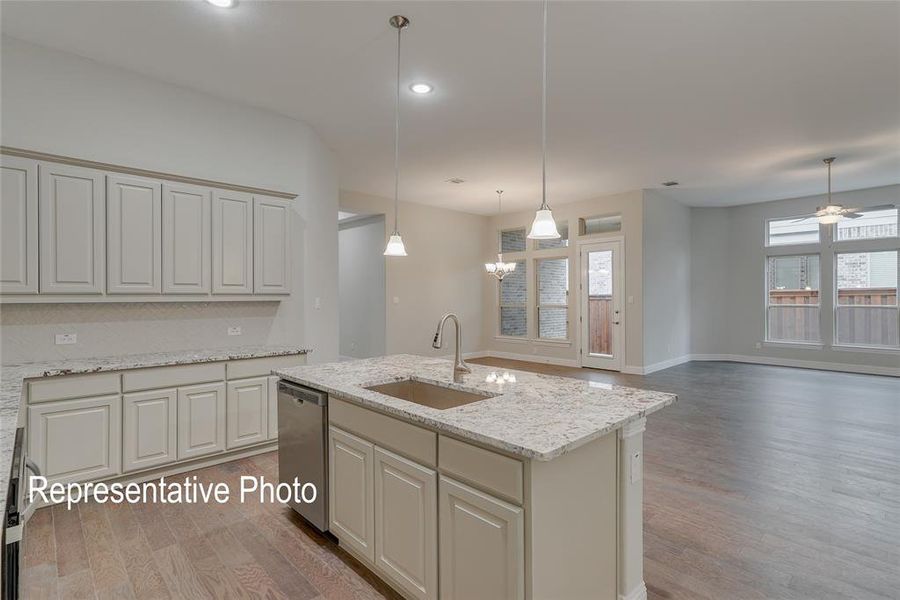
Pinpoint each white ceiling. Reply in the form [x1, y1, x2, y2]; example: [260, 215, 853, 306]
[2, 1, 898, 213]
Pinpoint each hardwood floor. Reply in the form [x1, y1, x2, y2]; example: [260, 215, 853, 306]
[21, 359, 900, 600]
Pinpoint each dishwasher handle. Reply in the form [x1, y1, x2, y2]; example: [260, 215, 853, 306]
[278, 381, 327, 407]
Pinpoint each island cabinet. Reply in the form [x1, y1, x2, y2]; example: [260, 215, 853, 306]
[24, 353, 305, 494]
[0, 155, 38, 294]
[326, 395, 626, 600]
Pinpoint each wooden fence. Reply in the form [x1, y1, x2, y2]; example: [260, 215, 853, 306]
[588, 296, 613, 355]
[768, 288, 898, 345]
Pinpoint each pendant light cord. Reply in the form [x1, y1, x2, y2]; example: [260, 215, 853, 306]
[393, 23, 402, 235]
[540, 0, 549, 211]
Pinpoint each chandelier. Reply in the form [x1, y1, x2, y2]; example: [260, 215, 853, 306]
[485, 190, 518, 281]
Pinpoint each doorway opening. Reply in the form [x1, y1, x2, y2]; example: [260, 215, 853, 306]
[580, 240, 624, 371]
[338, 211, 386, 359]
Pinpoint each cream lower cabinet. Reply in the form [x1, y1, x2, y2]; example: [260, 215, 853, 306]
[27, 395, 122, 485]
[123, 388, 177, 472]
[177, 382, 226, 460]
[439, 475, 524, 600]
[226, 376, 269, 449]
[374, 447, 437, 600]
[329, 426, 375, 562]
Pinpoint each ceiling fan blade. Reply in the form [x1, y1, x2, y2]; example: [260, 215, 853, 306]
[857, 204, 896, 212]
[843, 212, 863, 219]
[791, 215, 817, 223]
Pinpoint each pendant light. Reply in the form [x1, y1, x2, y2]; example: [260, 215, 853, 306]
[384, 15, 409, 256]
[527, 0, 561, 240]
[485, 190, 518, 280]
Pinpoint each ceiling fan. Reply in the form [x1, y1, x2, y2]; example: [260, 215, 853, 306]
[798, 157, 895, 224]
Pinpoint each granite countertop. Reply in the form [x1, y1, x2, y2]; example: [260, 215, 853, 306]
[275, 354, 676, 461]
[0, 345, 311, 503]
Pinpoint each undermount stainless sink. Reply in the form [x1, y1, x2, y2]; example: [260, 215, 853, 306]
[365, 379, 496, 410]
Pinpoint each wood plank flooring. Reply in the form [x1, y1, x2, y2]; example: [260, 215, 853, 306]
[21, 359, 900, 600]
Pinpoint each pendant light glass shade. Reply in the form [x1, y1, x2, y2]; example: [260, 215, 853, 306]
[527, 0, 560, 240]
[384, 15, 410, 257]
[529, 209, 560, 239]
[384, 234, 408, 256]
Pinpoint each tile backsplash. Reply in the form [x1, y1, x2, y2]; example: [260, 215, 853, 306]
[0, 302, 282, 364]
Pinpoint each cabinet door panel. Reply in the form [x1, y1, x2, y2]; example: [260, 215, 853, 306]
[253, 196, 291, 294]
[39, 163, 105, 294]
[107, 174, 162, 294]
[162, 183, 211, 294]
[375, 447, 437, 600]
[439, 476, 524, 600]
[123, 388, 177, 472]
[329, 426, 375, 562]
[226, 376, 268, 449]
[0, 156, 38, 293]
[177, 382, 225, 460]
[212, 190, 253, 294]
[28, 395, 122, 485]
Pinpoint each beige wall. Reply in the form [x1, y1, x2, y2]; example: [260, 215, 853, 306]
[0, 38, 339, 365]
[339, 191, 489, 357]
[482, 190, 645, 369]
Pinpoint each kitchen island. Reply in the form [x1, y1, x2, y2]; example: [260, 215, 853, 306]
[275, 354, 676, 600]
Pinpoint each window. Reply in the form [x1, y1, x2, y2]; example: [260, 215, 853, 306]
[535, 222, 569, 250]
[766, 255, 820, 343]
[499, 260, 526, 336]
[579, 214, 621, 236]
[836, 207, 899, 241]
[501, 228, 526, 253]
[767, 215, 819, 246]
[536, 258, 568, 339]
[835, 251, 899, 347]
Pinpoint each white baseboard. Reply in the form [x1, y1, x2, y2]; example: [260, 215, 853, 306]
[689, 353, 899, 377]
[473, 350, 579, 368]
[619, 582, 648, 600]
[628, 355, 693, 375]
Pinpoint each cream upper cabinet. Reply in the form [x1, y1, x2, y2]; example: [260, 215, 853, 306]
[329, 426, 376, 562]
[39, 163, 106, 294]
[162, 182, 211, 294]
[177, 382, 226, 460]
[0, 156, 38, 294]
[439, 475, 525, 600]
[107, 174, 162, 294]
[226, 376, 269, 449]
[374, 447, 438, 600]
[253, 196, 291, 294]
[123, 388, 177, 472]
[27, 394, 122, 485]
[212, 190, 253, 295]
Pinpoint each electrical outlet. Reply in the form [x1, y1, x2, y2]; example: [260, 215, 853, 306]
[314, 297, 321, 310]
[755, 341, 762, 349]
[227, 326, 242, 336]
[630, 451, 643, 484]
[393, 296, 400, 305]
[55, 333, 77, 345]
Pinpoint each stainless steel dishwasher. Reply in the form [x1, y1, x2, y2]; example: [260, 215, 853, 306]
[277, 380, 328, 532]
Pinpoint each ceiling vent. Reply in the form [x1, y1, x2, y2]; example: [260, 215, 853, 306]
[445, 177, 466, 184]
[661, 181, 679, 187]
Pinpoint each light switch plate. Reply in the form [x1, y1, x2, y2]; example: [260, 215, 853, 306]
[227, 326, 242, 336]
[55, 333, 77, 345]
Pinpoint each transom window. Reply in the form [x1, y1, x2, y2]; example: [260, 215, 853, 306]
[836, 207, 899, 241]
[767, 215, 819, 247]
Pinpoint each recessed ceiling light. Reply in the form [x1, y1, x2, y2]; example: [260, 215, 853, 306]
[661, 181, 679, 187]
[205, 0, 237, 8]
[409, 83, 433, 94]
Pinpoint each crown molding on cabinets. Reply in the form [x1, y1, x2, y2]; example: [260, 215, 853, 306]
[0, 146, 298, 200]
